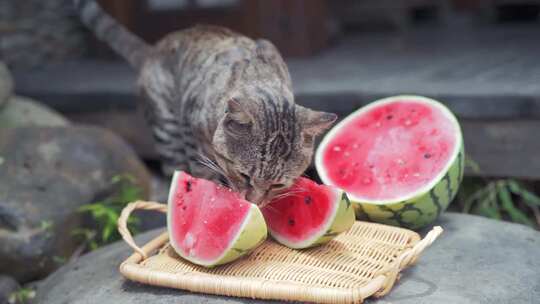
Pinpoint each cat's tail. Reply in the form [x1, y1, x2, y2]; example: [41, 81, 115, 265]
[74, 0, 151, 68]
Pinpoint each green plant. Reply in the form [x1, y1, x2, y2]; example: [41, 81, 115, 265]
[457, 157, 540, 229]
[461, 179, 540, 228]
[74, 174, 143, 250]
[39, 220, 54, 238]
[8, 288, 35, 304]
[52, 255, 67, 265]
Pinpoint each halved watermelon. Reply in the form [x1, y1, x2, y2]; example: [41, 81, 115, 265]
[167, 171, 267, 267]
[315, 95, 464, 230]
[261, 177, 355, 249]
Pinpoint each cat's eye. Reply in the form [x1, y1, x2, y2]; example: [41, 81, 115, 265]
[225, 118, 252, 135]
[240, 173, 251, 184]
[270, 183, 287, 191]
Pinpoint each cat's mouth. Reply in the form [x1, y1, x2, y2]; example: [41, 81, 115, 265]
[245, 189, 270, 206]
[211, 151, 275, 206]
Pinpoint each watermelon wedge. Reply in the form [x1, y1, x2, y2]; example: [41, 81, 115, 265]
[261, 177, 355, 249]
[167, 171, 267, 267]
[315, 95, 464, 230]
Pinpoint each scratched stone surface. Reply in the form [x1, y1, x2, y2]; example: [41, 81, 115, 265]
[34, 213, 540, 304]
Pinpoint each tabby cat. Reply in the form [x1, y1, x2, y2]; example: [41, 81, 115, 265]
[74, 0, 337, 205]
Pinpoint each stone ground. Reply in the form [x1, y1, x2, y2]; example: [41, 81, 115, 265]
[35, 213, 540, 304]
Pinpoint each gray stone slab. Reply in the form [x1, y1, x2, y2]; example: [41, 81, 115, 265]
[34, 213, 540, 304]
[289, 25, 540, 99]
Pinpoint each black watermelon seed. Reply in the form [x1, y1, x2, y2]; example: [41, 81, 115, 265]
[424, 153, 432, 159]
[186, 181, 192, 192]
[304, 196, 312, 205]
[386, 115, 393, 120]
[288, 218, 295, 226]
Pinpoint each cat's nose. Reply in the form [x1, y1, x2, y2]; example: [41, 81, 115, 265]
[250, 178, 286, 192]
[245, 188, 265, 205]
[245, 179, 288, 205]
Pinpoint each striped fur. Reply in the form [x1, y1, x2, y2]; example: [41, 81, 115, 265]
[75, 1, 337, 205]
[74, 0, 149, 68]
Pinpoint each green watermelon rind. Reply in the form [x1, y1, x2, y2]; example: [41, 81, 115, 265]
[213, 205, 267, 266]
[268, 189, 355, 249]
[354, 144, 464, 230]
[315, 95, 464, 230]
[167, 171, 268, 267]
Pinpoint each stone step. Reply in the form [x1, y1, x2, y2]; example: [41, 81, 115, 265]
[34, 213, 540, 304]
[12, 24, 540, 119]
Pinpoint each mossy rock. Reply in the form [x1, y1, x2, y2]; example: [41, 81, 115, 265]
[0, 126, 151, 282]
[0, 62, 14, 108]
[0, 96, 69, 128]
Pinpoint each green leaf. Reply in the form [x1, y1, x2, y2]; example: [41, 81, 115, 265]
[507, 180, 540, 207]
[72, 174, 143, 250]
[462, 183, 493, 213]
[498, 183, 534, 227]
[102, 224, 113, 241]
[78, 203, 105, 213]
[52, 255, 66, 265]
[111, 174, 136, 185]
[114, 186, 141, 204]
[127, 217, 141, 225]
[476, 204, 501, 219]
[476, 189, 501, 219]
[89, 240, 99, 251]
[464, 157, 481, 174]
[9, 288, 35, 304]
[39, 220, 54, 231]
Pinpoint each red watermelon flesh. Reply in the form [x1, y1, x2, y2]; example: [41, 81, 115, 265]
[261, 177, 353, 248]
[319, 99, 457, 201]
[168, 171, 251, 263]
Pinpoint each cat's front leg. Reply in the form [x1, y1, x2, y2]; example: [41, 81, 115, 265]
[139, 93, 190, 177]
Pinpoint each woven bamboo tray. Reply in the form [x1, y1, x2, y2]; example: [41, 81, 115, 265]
[118, 201, 443, 304]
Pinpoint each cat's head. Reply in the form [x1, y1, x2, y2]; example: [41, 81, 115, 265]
[212, 94, 337, 206]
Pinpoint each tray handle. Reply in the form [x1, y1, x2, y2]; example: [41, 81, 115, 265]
[374, 226, 443, 297]
[118, 200, 167, 259]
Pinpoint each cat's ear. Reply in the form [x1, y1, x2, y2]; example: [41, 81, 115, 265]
[298, 105, 338, 136]
[225, 99, 253, 135]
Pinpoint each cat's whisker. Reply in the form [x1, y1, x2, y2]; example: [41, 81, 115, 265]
[271, 191, 304, 200]
[196, 153, 226, 177]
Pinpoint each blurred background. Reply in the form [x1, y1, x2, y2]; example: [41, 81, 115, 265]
[4, 0, 540, 180]
[1, 0, 540, 302]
